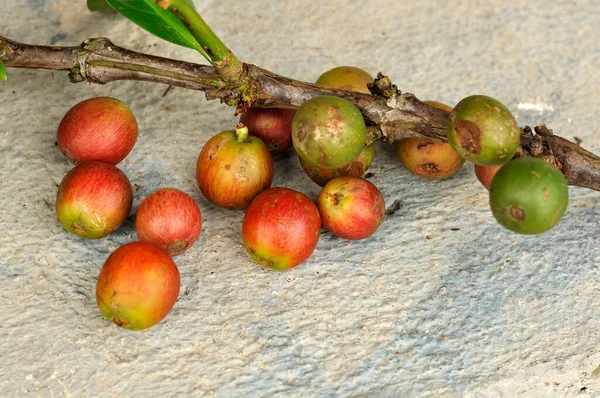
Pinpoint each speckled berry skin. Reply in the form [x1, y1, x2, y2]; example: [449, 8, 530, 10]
[395, 138, 465, 180]
[196, 129, 273, 210]
[56, 161, 133, 239]
[292, 95, 367, 170]
[96, 242, 180, 331]
[242, 188, 321, 270]
[315, 66, 373, 94]
[317, 177, 385, 240]
[447, 95, 520, 166]
[135, 188, 202, 256]
[395, 101, 464, 180]
[489, 157, 568, 235]
[57, 97, 138, 165]
[300, 143, 375, 187]
[239, 108, 296, 153]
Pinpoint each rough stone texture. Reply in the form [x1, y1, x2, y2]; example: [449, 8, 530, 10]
[1, 1, 600, 397]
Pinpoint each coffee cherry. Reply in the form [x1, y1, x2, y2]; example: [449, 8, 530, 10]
[292, 95, 367, 169]
[395, 138, 465, 180]
[475, 164, 504, 190]
[300, 143, 375, 186]
[196, 124, 273, 209]
[315, 66, 373, 94]
[57, 97, 138, 165]
[56, 161, 133, 239]
[239, 108, 296, 153]
[395, 100, 464, 180]
[242, 188, 321, 270]
[317, 177, 385, 240]
[489, 157, 568, 234]
[447, 95, 520, 166]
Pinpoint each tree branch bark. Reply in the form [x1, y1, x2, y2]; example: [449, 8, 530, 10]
[2, 35, 600, 191]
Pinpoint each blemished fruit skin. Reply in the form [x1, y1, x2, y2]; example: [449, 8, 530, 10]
[57, 97, 138, 165]
[56, 161, 133, 239]
[317, 177, 385, 240]
[135, 188, 202, 256]
[315, 66, 373, 94]
[242, 188, 321, 270]
[475, 164, 504, 191]
[298, 67, 374, 183]
[96, 242, 180, 331]
[300, 143, 376, 187]
[395, 100, 464, 180]
[196, 127, 273, 209]
[239, 108, 296, 153]
[447, 95, 521, 166]
[489, 157, 569, 235]
[395, 138, 465, 180]
[292, 95, 367, 169]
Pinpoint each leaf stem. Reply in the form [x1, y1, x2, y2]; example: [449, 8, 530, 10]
[161, 0, 244, 82]
[0, 59, 7, 81]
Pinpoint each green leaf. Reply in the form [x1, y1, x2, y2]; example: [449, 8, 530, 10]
[87, 0, 115, 12]
[105, 0, 208, 60]
[0, 60, 6, 82]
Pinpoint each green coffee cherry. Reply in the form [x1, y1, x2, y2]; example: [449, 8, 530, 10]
[489, 157, 568, 235]
[447, 95, 520, 166]
[300, 143, 375, 186]
[315, 66, 373, 94]
[292, 95, 367, 169]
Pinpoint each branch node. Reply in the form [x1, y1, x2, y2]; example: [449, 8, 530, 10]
[0, 37, 22, 57]
[530, 134, 544, 156]
[68, 67, 85, 83]
[205, 88, 239, 108]
[366, 126, 384, 145]
[81, 37, 114, 52]
[368, 72, 401, 99]
[72, 37, 115, 83]
[518, 125, 562, 171]
[534, 124, 554, 137]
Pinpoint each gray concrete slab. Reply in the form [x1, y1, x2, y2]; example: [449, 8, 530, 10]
[1, 1, 599, 396]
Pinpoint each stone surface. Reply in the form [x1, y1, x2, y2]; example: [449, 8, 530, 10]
[1, 1, 599, 397]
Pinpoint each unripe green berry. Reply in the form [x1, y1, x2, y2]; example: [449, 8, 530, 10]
[489, 157, 568, 235]
[292, 95, 367, 170]
[300, 143, 375, 186]
[447, 95, 520, 166]
[315, 66, 373, 94]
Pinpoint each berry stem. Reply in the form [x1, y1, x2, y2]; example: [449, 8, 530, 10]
[235, 123, 249, 141]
